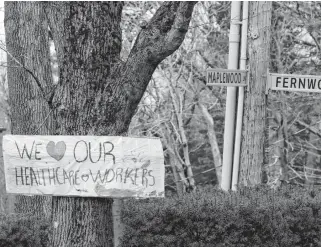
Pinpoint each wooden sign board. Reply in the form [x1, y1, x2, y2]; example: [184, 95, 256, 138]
[268, 73, 321, 93]
[2, 135, 164, 198]
[206, 69, 248, 87]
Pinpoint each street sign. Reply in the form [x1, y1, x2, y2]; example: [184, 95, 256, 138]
[2, 135, 165, 198]
[207, 69, 248, 87]
[267, 73, 321, 93]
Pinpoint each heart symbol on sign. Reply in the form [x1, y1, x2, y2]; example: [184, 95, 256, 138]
[81, 174, 89, 182]
[46, 141, 66, 161]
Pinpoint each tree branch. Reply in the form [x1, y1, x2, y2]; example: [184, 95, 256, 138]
[296, 120, 321, 137]
[0, 43, 56, 108]
[308, 32, 321, 53]
[116, 2, 197, 133]
[127, 1, 197, 65]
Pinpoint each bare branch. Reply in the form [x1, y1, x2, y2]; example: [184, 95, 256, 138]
[0, 44, 56, 107]
[296, 120, 321, 137]
[308, 32, 321, 53]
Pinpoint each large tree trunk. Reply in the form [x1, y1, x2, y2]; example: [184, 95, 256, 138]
[46, 2, 196, 136]
[5, 1, 54, 218]
[5, 2, 196, 246]
[239, 2, 272, 186]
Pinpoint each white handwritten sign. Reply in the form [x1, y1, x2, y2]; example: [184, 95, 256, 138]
[2, 135, 164, 198]
[268, 73, 321, 93]
[207, 69, 248, 87]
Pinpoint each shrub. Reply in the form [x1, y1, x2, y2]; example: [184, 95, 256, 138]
[120, 185, 321, 247]
[0, 213, 51, 247]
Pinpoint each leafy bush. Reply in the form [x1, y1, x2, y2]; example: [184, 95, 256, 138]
[0, 213, 51, 247]
[120, 185, 321, 247]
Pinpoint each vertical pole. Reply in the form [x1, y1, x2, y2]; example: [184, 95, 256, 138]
[239, 2, 272, 186]
[221, 1, 241, 191]
[113, 199, 123, 247]
[231, 1, 249, 191]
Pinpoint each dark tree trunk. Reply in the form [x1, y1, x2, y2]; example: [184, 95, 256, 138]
[45, 2, 196, 136]
[5, 1, 54, 219]
[6, 2, 196, 246]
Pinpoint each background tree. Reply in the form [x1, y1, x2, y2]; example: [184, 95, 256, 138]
[266, 1, 321, 187]
[238, 1, 320, 188]
[5, 1, 196, 246]
[129, 2, 231, 195]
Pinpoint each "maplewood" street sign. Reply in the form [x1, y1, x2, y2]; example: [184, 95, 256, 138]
[267, 73, 321, 93]
[2, 135, 164, 198]
[206, 69, 248, 87]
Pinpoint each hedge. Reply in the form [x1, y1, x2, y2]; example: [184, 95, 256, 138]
[0, 185, 320, 246]
[0, 213, 50, 247]
[120, 185, 321, 247]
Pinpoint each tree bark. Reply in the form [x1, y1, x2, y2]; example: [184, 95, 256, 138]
[239, 2, 272, 186]
[4, 2, 195, 246]
[5, 1, 54, 218]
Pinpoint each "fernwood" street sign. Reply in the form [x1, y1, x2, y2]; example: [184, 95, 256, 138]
[2, 135, 164, 198]
[206, 69, 248, 87]
[267, 73, 321, 93]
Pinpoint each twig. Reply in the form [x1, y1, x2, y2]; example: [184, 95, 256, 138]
[0, 44, 56, 107]
[287, 164, 304, 180]
[309, 32, 321, 53]
[165, 167, 216, 186]
[33, 108, 54, 135]
[292, 165, 321, 172]
[295, 119, 321, 137]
